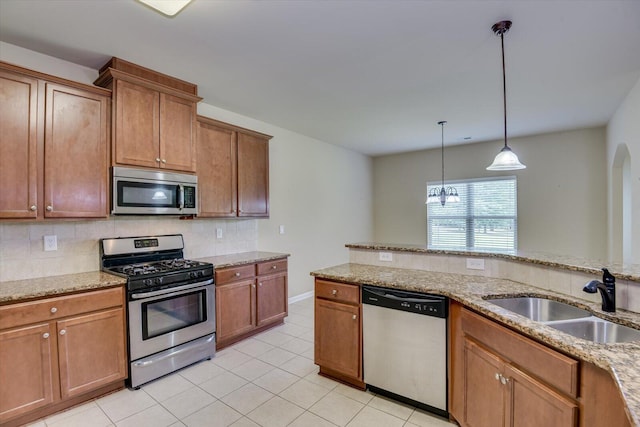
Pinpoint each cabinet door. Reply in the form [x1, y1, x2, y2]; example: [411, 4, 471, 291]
[237, 132, 269, 217]
[256, 274, 287, 327]
[196, 120, 237, 217]
[114, 79, 159, 168]
[463, 338, 505, 427]
[0, 323, 56, 422]
[505, 364, 577, 427]
[216, 280, 256, 342]
[0, 70, 39, 219]
[160, 93, 196, 172]
[314, 299, 360, 379]
[44, 83, 108, 218]
[56, 308, 126, 399]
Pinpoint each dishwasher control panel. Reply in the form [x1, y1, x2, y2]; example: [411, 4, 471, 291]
[362, 286, 448, 318]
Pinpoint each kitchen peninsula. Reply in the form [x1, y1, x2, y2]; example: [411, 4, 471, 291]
[311, 243, 640, 427]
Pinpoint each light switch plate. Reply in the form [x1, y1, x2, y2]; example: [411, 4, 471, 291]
[216, 228, 223, 239]
[466, 258, 485, 270]
[44, 235, 57, 251]
[279, 225, 285, 234]
[379, 252, 393, 262]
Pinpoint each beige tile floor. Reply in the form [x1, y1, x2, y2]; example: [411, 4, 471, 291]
[26, 297, 454, 427]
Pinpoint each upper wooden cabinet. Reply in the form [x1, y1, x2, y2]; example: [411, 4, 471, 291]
[0, 62, 110, 220]
[94, 57, 201, 173]
[196, 116, 271, 218]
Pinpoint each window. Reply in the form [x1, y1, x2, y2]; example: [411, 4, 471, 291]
[427, 176, 517, 252]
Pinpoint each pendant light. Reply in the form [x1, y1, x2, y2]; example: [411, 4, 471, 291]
[426, 121, 459, 206]
[487, 20, 526, 171]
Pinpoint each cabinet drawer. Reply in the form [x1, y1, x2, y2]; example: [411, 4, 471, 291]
[215, 264, 256, 284]
[0, 287, 124, 330]
[315, 279, 359, 305]
[461, 308, 579, 398]
[257, 259, 287, 276]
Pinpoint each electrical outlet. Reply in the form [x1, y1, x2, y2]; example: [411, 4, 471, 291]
[216, 228, 223, 239]
[379, 252, 393, 262]
[466, 258, 485, 270]
[279, 225, 285, 235]
[44, 235, 58, 251]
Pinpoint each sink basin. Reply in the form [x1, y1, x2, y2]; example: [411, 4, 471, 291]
[487, 297, 591, 322]
[547, 318, 640, 344]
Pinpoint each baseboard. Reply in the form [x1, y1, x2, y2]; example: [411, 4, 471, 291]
[289, 290, 313, 304]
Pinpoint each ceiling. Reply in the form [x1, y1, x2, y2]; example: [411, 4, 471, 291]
[1, 0, 639, 156]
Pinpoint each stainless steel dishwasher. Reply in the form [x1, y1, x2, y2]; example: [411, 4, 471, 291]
[362, 285, 448, 417]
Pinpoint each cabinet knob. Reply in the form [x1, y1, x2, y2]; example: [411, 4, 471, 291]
[232, 209, 237, 213]
[352, 314, 357, 320]
[259, 282, 263, 287]
[252, 284, 256, 289]
[42, 333, 50, 339]
[50, 307, 57, 314]
[156, 158, 161, 162]
[161, 159, 167, 163]
[272, 265, 277, 270]
[30, 205, 37, 211]
[235, 272, 241, 277]
[332, 289, 337, 295]
[495, 373, 500, 381]
[59, 329, 66, 336]
[46, 205, 53, 212]
[500, 376, 509, 385]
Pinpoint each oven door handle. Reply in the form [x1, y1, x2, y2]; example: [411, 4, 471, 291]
[130, 279, 213, 299]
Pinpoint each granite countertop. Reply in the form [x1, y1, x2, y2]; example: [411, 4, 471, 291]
[347, 242, 640, 282]
[311, 263, 640, 426]
[0, 271, 126, 304]
[197, 251, 290, 269]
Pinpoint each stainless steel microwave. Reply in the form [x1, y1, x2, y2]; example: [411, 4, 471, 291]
[112, 167, 197, 215]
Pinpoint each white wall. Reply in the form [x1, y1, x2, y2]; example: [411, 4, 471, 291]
[607, 75, 640, 264]
[0, 43, 374, 296]
[373, 127, 608, 260]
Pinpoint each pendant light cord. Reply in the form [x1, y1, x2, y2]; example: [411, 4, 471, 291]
[501, 31, 508, 149]
[441, 122, 445, 187]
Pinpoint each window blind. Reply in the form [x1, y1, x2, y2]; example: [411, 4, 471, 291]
[427, 176, 517, 252]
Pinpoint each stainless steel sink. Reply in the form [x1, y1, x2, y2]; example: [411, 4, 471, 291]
[486, 297, 592, 322]
[547, 318, 640, 344]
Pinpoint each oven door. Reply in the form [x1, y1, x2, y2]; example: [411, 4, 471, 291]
[128, 281, 215, 361]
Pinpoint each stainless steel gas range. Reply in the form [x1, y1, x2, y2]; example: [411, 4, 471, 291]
[100, 234, 215, 389]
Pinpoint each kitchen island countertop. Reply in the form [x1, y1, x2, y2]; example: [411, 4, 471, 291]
[311, 262, 640, 427]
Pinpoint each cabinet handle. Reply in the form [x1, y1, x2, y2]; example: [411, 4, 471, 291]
[30, 205, 37, 211]
[50, 307, 57, 314]
[161, 159, 167, 163]
[156, 158, 161, 162]
[332, 289, 337, 295]
[59, 329, 66, 335]
[235, 272, 241, 277]
[42, 333, 50, 339]
[46, 205, 53, 212]
[352, 314, 357, 320]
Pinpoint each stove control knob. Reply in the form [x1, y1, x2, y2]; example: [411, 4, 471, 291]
[143, 279, 153, 286]
[155, 277, 163, 285]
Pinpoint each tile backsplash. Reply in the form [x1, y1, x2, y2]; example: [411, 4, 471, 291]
[0, 218, 258, 282]
[349, 249, 640, 314]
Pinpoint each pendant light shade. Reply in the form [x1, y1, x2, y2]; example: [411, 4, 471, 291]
[426, 121, 459, 206]
[487, 20, 526, 171]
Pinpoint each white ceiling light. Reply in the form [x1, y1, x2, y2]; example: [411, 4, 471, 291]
[137, 0, 192, 17]
[487, 20, 526, 171]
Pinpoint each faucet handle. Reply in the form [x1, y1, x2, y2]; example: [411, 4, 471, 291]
[602, 268, 615, 286]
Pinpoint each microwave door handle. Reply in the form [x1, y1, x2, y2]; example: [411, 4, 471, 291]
[178, 184, 184, 209]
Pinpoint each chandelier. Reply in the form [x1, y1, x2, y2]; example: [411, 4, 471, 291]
[426, 121, 459, 206]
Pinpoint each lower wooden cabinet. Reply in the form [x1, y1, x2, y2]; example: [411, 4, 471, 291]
[215, 258, 288, 348]
[313, 279, 363, 388]
[451, 303, 578, 427]
[0, 287, 127, 426]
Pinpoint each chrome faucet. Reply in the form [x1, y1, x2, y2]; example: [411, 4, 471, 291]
[583, 268, 616, 312]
